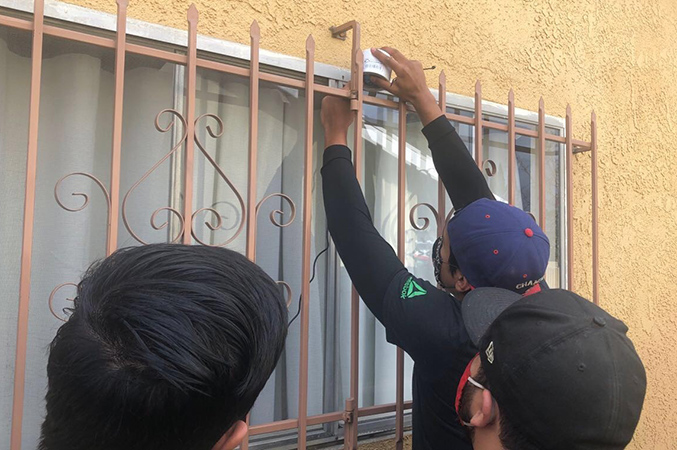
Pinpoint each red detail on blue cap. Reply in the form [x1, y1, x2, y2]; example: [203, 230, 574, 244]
[493, 249, 499, 255]
[525, 228, 534, 237]
[524, 283, 542, 296]
[485, 214, 491, 219]
[523, 274, 528, 278]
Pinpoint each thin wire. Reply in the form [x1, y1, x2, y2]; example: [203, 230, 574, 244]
[288, 233, 330, 326]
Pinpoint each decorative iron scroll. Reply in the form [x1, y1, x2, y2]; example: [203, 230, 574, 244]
[409, 203, 455, 232]
[48, 282, 78, 322]
[277, 280, 293, 308]
[54, 172, 111, 213]
[121, 109, 188, 244]
[483, 159, 497, 177]
[256, 193, 298, 309]
[118, 109, 249, 246]
[191, 113, 247, 246]
[256, 193, 297, 228]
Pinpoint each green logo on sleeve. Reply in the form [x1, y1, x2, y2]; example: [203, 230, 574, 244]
[401, 276, 427, 299]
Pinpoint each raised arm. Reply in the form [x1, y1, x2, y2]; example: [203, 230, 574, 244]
[320, 95, 406, 323]
[320, 95, 476, 362]
[369, 47, 494, 210]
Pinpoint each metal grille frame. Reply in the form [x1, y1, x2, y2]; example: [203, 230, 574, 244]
[0, 2, 598, 450]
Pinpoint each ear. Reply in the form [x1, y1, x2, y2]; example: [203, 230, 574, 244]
[453, 271, 472, 293]
[211, 420, 248, 450]
[469, 389, 496, 428]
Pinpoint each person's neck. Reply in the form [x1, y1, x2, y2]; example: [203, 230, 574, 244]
[472, 427, 504, 450]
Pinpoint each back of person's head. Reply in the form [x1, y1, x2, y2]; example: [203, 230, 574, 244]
[447, 198, 550, 294]
[460, 288, 646, 449]
[40, 244, 288, 450]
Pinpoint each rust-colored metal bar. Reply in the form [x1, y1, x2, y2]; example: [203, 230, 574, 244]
[329, 20, 362, 450]
[538, 97, 546, 231]
[249, 401, 415, 436]
[566, 105, 574, 290]
[474, 81, 482, 169]
[107, 0, 128, 255]
[241, 22, 261, 450]
[482, 121, 508, 132]
[347, 43, 363, 450]
[0, 13, 32, 30]
[437, 71, 447, 233]
[260, 71, 304, 89]
[572, 139, 591, 151]
[591, 111, 599, 304]
[127, 42, 185, 63]
[508, 90, 516, 205]
[181, 5, 198, 245]
[297, 34, 315, 450]
[11, 1, 44, 448]
[245, 21, 260, 259]
[197, 58, 249, 78]
[360, 400, 413, 416]
[315, 84, 352, 98]
[395, 100, 407, 450]
[445, 112, 474, 126]
[363, 95, 399, 109]
[330, 20, 360, 42]
[250, 419, 299, 435]
[45, 24, 115, 48]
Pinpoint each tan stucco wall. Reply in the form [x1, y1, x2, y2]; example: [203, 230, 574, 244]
[61, 0, 677, 447]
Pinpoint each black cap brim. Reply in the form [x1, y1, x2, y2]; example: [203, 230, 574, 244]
[462, 287, 523, 347]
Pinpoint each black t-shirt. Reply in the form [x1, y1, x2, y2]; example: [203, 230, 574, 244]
[321, 115, 494, 450]
[384, 271, 477, 450]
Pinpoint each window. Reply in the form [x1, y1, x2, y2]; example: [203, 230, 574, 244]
[0, 4, 569, 449]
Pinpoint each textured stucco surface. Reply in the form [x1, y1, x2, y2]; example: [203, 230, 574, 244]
[61, 0, 677, 447]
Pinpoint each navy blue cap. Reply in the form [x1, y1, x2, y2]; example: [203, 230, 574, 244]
[447, 199, 550, 293]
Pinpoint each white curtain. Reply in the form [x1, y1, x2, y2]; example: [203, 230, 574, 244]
[0, 26, 31, 450]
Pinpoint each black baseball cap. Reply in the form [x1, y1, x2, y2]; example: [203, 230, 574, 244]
[462, 288, 646, 449]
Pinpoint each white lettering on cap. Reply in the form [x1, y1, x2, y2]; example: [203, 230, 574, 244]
[515, 274, 545, 291]
[486, 341, 495, 364]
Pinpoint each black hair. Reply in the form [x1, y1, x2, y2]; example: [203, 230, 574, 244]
[40, 244, 288, 450]
[458, 366, 540, 450]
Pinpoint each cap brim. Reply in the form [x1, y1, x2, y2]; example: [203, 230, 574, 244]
[462, 287, 522, 347]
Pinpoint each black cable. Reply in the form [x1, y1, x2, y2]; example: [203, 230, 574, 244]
[288, 233, 330, 326]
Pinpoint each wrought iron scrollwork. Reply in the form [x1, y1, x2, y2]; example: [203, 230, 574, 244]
[54, 172, 111, 213]
[256, 193, 297, 308]
[191, 113, 246, 246]
[277, 280, 293, 308]
[48, 282, 78, 322]
[409, 203, 455, 233]
[255, 193, 297, 228]
[122, 109, 188, 244]
[409, 202, 439, 231]
[483, 159, 497, 177]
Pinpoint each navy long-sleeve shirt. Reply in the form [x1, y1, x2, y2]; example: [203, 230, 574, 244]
[321, 115, 493, 450]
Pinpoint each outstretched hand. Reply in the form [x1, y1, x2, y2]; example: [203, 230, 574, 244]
[369, 47, 443, 126]
[321, 93, 354, 148]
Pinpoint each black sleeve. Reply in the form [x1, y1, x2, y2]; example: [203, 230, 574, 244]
[422, 115, 495, 210]
[321, 144, 406, 323]
[321, 145, 475, 362]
